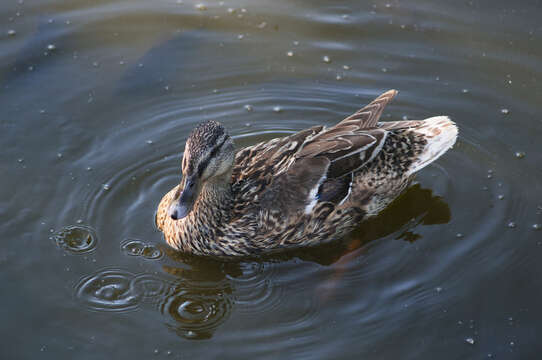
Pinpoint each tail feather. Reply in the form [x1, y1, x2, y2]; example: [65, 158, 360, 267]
[407, 116, 457, 175]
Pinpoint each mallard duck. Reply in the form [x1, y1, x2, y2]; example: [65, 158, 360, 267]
[156, 90, 457, 256]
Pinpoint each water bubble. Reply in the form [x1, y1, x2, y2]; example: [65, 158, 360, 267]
[322, 55, 331, 63]
[121, 239, 163, 260]
[500, 108, 509, 115]
[515, 151, 525, 159]
[343, 65, 351, 70]
[102, 184, 110, 191]
[273, 106, 282, 113]
[75, 269, 141, 312]
[465, 337, 475, 345]
[293, 40, 299, 46]
[7, 29, 16, 36]
[498, 194, 504, 200]
[17, 158, 24, 163]
[56, 152, 63, 159]
[507, 222, 516, 228]
[53, 225, 97, 254]
[381, 67, 388, 72]
[146, 140, 153, 145]
[533, 224, 541, 231]
[244, 104, 253, 112]
[286, 51, 294, 57]
[336, 74, 343, 81]
[237, 34, 244, 40]
[456, 233, 464, 238]
[257, 21, 267, 29]
[195, 3, 207, 10]
[462, 89, 469, 93]
[47, 44, 56, 51]
[119, 60, 125, 65]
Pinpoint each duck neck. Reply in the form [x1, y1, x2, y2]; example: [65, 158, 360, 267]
[179, 174, 233, 252]
[195, 176, 233, 222]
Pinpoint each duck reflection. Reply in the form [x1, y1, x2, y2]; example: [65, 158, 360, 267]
[157, 184, 450, 339]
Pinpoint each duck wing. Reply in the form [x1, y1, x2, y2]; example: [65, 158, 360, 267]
[259, 90, 397, 215]
[296, 89, 397, 178]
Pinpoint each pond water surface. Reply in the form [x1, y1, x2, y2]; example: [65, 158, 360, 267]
[1, 0, 542, 359]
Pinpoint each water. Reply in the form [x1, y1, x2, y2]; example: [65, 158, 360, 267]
[1, 0, 542, 359]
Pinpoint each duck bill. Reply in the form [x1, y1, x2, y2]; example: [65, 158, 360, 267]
[169, 176, 198, 220]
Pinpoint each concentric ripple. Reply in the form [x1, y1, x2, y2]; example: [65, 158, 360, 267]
[75, 268, 171, 313]
[52, 225, 97, 254]
[75, 269, 141, 312]
[160, 283, 233, 340]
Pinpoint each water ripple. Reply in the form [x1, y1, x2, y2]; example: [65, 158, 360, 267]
[75, 268, 141, 312]
[121, 239, 163, 260]
[159, 282, 233, 340]
[52, 225, 97, 254]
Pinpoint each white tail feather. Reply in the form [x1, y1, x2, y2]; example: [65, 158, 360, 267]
[407, 116, 458, 175]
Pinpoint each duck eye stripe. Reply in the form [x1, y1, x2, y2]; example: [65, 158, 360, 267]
[197, 136, 228, 177]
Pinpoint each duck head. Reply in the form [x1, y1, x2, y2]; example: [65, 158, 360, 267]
[168, 120, 235, 220]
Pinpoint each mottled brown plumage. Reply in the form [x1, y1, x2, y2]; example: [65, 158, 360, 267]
[156, 90, 458, 256]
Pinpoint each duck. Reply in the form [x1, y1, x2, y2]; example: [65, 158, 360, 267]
[156, 90, 458, 257]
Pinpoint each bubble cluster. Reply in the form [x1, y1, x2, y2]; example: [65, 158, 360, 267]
[121, 239, 163, 260]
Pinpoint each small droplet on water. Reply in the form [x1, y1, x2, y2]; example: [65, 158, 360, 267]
[515, 151, 525, 159]
[273, 106, 282, 113]
[237, 34, 244, 40]
[501, 108, 509, 115]
[57, 153, 63, 159]
[17, 158, 24, 163]
[435, 287, 442, 293]
[195, 3, 207, 10]
[532, 224, 541, 231]
[47, 44, 56, 51]
[456, 233, 464, 238]
[507, 222, 516, 228]
[286, 51, 294, 57]
[381, 67, 388, 72]
[146, 140, 153, 145]
[465, 338, 475, 345]
[336, 74, 343, 81]
[462, 89, 469, 93]
[7, 29, 16, 36]
[498, 194, 504, 200]
[343, 65, 351, 70]
[103, 184, 110, 191]
[322, 55, 331, 63]
[293, 40, 299, 46]
[244, 104, 253, 112]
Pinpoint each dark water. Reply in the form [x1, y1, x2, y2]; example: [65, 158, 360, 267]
[2, 0, 542, 359]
